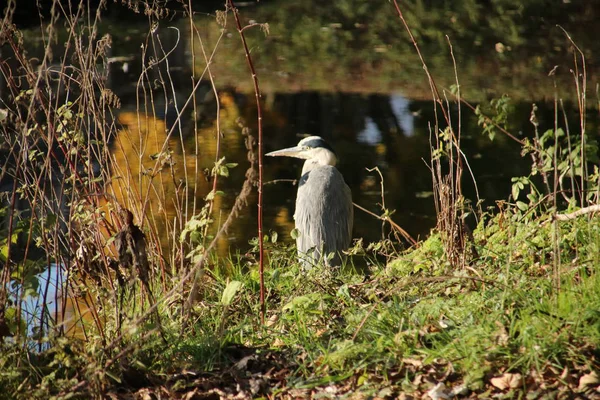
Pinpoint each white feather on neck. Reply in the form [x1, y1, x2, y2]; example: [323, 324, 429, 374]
[301, 148, 337, 176]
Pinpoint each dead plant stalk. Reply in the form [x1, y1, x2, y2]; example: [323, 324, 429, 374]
[392, 0, 469, 268]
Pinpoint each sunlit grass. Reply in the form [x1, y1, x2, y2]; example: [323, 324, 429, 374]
[106, 210, 599, 396]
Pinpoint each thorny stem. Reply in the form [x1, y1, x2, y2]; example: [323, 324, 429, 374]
[227, 0, 265, 324]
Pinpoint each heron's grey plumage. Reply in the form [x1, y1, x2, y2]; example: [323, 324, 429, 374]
[295, 166, 353, 266]
[267, 136, 353, 267]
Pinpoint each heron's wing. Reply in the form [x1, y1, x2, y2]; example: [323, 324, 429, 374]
[321, 169, 353, 255]
[294, 166, 353, 263]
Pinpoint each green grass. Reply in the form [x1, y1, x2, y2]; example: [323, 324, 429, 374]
[2, 206, 600, 398]
[105, 209, 600, 396]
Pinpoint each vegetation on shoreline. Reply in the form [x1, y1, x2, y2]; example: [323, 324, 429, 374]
[1, 0, 599, 399]
[220, 0, 600, 100]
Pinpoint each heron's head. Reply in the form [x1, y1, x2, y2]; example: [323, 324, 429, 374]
[266, 136, 337, 174]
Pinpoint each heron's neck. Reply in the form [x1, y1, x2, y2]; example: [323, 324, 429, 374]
[301, 149, 337, 175]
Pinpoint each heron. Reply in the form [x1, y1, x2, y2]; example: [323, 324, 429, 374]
[267, 136, 353, 267]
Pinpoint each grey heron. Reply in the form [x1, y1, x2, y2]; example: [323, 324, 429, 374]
[267, 136, 353, 267]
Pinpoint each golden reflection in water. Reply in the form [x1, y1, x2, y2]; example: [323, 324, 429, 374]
[56, 292, 98, 340]
[192, 92, 245, 257]
[102, 91, 243, 262]
[274, 207, 295, 244]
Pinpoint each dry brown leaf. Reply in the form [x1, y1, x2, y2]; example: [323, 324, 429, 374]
[135, 388, 154, 400]
[234, 355, 255, 370]
[426, 382, 452, 400]
[490, 373, 522, 390]
[413, 373, 424, 386]
[578, 371, 600, 390]
[450, 383, 469, 396]
[266, 314, 279, 327]
[315, 328, 327, 337]
[182, 388, 199, 400]
[403, 358, 424, 367]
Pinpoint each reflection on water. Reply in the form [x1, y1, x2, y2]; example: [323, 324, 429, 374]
[102, 91, 245, 262]
[19, 265, 61, 347]
[13, 265, 91, 349]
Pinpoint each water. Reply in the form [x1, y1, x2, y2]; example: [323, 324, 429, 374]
[8, 265, 61, 350]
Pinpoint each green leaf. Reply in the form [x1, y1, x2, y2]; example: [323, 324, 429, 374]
[205, 190, 216, 201]
[221, 280, 243, 306]
[0, 242, 9, 261]
[218, 165, 229, 177]
[45, 213, 57, 227]
[516, 201, 528, 211]
[512, 184, 520, 200]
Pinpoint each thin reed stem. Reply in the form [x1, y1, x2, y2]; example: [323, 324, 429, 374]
[227, 0, 266, 324]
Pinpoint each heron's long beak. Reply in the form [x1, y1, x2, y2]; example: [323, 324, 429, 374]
[265, 146, 310, 160]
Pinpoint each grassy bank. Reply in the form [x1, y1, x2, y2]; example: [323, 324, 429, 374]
[2, 208, 600, 398]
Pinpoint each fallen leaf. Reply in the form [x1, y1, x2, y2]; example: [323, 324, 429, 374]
[266, 314, 279, 327]
[377, 387, 393, 398]
[135, 388, 153, 400]
[182, 388, 199, 400]
[578, 371, 600, 391]
[235, 355, 255, 370]
[315, 328, 327, 337]
[427, 382, 452, 400]
[490, 373, 522, 390]
[403, 358, 423, 367]
[249, 377, 264, 395]
[450, 383, 469, 396]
